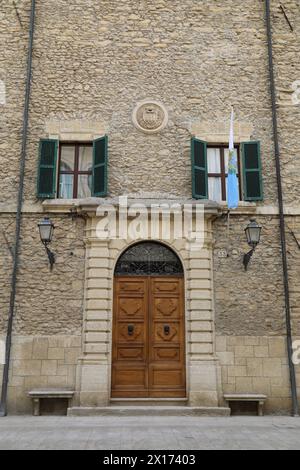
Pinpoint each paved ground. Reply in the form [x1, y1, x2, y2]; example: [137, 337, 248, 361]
[0, 416, 300, 450]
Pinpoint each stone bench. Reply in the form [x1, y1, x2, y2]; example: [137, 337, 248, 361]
[224, 394, 267, 416]
[28, 390, 75, 416]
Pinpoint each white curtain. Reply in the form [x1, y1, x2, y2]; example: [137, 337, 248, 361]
[208, 177, 222, 202]
[59, 175, 73, 199]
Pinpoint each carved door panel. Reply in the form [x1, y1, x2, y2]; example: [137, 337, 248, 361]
[112, 277, 148, 397]
[149, 277, 186, 398]
[112, 276, 185, 398]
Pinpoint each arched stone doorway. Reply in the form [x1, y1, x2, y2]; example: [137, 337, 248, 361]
[112, 242, 186, 398]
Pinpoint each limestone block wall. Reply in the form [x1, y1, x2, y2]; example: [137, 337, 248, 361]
[216, 335, 300, 414]
[6, 335, 81, 414]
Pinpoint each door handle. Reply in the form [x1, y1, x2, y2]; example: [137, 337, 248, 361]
[128, 325, 134, 336]
[164, 325, 170, 336]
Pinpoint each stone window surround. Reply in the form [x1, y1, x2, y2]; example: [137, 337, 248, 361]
[191, 119, 258, 212]
[191, 119, 254, 145]
[46, 118, 106, 143]
[44, 119, 106, 202]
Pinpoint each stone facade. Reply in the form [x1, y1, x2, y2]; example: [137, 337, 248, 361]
[216, 335, 300, 414]
[0, 0, 299, 414]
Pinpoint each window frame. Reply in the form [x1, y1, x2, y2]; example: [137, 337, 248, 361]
[57, 141, 93, 199]
[207, 143, 242, 202]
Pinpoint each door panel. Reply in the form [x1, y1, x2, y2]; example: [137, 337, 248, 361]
[149, 277, 186, 397]
[112, 276, 186, 398]
[112, 277, 148, 396]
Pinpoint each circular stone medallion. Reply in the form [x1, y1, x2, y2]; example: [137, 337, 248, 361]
[132, 100, 168, 134]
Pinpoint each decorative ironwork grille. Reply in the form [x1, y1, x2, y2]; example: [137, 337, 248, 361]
[115, 242, 184, 276]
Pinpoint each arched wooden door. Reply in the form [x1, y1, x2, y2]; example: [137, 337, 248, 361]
[112, 242, 186, 398]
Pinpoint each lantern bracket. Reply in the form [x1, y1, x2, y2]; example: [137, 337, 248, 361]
[243, 247, 255, 271]
[43, 243, 55, 271]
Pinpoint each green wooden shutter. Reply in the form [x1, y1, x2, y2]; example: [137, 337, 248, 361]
[92, 135, 108, 197]
[241, 141, 263, 201]
[191, 137, 208, 199]
[37, 139, 58, 199]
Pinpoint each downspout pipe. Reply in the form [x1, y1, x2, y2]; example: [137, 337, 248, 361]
[0, 0, 36, 417]
[265, 0, 299, 417]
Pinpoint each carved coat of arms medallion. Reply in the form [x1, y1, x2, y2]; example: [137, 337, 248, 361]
[132, 100, 168, 134]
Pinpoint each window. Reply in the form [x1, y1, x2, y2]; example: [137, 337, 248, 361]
[191, 138, 263, 202]
[37, 136, 108, 199]
[207, 145, 242, 203]
[58, 143, 93, 199]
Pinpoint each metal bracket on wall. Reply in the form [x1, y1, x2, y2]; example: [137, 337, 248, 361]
[279, 4, 294, 32]
[2, 232, 14, 259]
[68, 208, 88, 221]
[287, 226, 300, 250]
[13, 1, 23, 29]
[2, 221, 16, 259]
[243, 248, 255, 271]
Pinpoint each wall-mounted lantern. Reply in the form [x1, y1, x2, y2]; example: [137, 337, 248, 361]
[38, 217, 55, 271]
[243, 219, 262, 271]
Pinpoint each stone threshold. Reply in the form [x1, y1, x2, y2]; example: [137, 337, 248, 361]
[67, 406, 230, 417]
[110, 398, 189, 407]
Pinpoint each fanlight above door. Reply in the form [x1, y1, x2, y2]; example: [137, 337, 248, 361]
[115, 242, 183, 277]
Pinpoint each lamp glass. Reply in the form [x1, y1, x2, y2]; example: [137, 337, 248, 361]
[245, 219, 262, 247]
[38, 218, 54, 244]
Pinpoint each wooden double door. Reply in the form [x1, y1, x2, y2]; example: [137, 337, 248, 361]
[112, 276, 186, 398]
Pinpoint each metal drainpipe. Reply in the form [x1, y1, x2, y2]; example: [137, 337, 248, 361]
[0, 0, 36, 417]
[265, 0, 299, 417]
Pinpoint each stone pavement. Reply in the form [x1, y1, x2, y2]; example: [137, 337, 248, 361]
[0, 416, 300, 450]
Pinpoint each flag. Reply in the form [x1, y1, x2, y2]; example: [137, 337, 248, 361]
[227, 108, 239, 209]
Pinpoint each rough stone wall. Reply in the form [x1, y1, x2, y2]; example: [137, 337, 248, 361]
[0, 216, 13, 333]
[0, 215, 86, 336]
[213, 215, 286, 336]
[272, 0, 300, 205]
[287, 216, 300, 336]
[0, 0, 280, 204]
[0, 1, 30, 206]
[0, 0, 299, 413]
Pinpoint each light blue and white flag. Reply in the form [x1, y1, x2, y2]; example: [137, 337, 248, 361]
[227, 108, 239, 209]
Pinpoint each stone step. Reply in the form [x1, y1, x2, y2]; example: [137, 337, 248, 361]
[67, 406, 230, 417]
[110, 398, 188, 407]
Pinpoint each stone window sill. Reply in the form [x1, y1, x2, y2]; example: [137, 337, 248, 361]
[42, 198, 259, 217]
